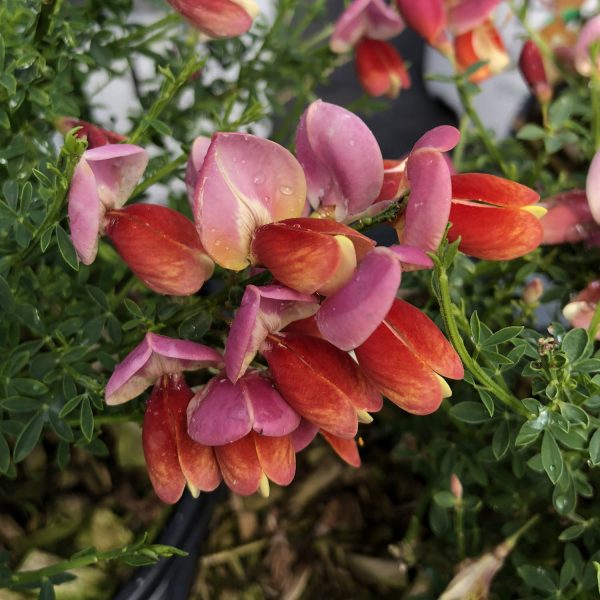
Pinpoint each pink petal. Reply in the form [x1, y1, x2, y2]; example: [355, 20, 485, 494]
[447, 0, 501, 35]
[388, 244, 434, 270]
[242, 371, 301, 437]
[395, 0, 447, 47]
[400, 148, 452, 253]
[412, 125, 460, 153]
[316, 248, 401, 351]
[194, 132, 306, 270]
[563, 280, 600, 337]
[166, 0, 259, 38]
[574, 14, 600, 76]
[330, 0, 404, 54]
[587, 150, 600, 224]
[83, 144, 149, 209]
[224, 284, 319, 382]
[296, 100, 384, 220]
[187, 376, 252, 446]
[291, 419, 318, 452]
[185, 136, 211, 208]
[68, 160, 103, 265]
[105, 333, 222, 406]
[541, 190, 596, 244]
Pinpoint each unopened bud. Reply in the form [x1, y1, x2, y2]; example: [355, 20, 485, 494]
[523, 277, 544, 304]
[450, 473, 463, 500]
[519, 40, 552, 104]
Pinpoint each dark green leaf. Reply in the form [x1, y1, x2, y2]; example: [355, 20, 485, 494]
[433, 491, 456, 508]
[590, 429, 600, 466]
[0, 434, 9, 474]
[481, 326, 523, 347]
[55, 224, 79, 271]
[13, 412, 45, 463]
[542, 431, 563, 484]
[39, 579, 55, 600]
[178, 312, 213, 341]
[469, 311, 481, 344]
[562, 328, 589, 363]
[80, 397, 94, 442]
[0, 275, 14, 311]
[10, 378, 49, 396]
[517, 565, 558, 592]
[558, 524, 586, 541]
[449, 402, 491, 424]
[517, 124, 546, 141]
[492, 419, 510, 459]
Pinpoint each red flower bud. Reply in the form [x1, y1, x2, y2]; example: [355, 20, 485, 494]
[519, 40, 552, 103]
[355, 38, 411, 98]
[56, 117, 126, 149]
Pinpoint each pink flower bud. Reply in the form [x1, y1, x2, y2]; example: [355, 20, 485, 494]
[450, 473, 463, 499]
[523, 278, 544, 305]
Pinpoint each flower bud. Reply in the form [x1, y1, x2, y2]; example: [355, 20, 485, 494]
[519, 40, 552, 103]
[355, 38, 410, 98]
[522, 277, 544, 305]
[450, 473, 463, 500]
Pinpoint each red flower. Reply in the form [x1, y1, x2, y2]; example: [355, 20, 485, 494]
[143, 374, 221, 504]
[355, 38, 411, 98]
[355, 299, 463, 415]
[261, 333, 383, 438]
[56, 117, 126, 149]
[104, 203, 214, 296]
[447, 173, 545, 260]
[519, 40, 552, 103]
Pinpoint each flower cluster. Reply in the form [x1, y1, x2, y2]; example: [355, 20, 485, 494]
[66, 97, 545, 502]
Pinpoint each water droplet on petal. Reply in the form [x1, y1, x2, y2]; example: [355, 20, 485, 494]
[253, 171, 265, 185]
[280, 185, 293, 196]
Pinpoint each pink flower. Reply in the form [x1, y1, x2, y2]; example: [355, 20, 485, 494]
[105, 332, 222, 406]
[330, 0, 404, 54]
[563, 280, 600, 338]
[295, 100, 384, 221]
[541, 190, 597, 245]
[193, 132, 307, 270]
[166, 0, 259, 38]
[574, 14, 600, 76]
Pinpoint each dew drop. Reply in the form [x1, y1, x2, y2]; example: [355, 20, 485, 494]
[253, 171, 265, 185]
[349, 139, 356, 147]
[280, 185, 293, 195]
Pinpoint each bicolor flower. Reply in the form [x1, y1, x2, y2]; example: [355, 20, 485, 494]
[541, 190, 598, 245]
[105, 332, 222, 406]
[224, 284, 320, 382]
[354, 298, 464, 415]
[187, 370, 300, 445]
[186, 371, 300, 496]
[355, 38, 411, 98]
[143, 374, 221, 503]
[395, 0, 450, 52]
[454, 20, 509, 83]
[68, 144, 148, 265]
[56, 117, 126, 148]
[330, 0, 404, 54]
[193, 132, 307, 271]
[519, 40, 552, 104]
[447, 173, 545, 260]
[563, 280, 600, 339]
[104, 204, 215, 296]
[250, 217, 375, 295]
[261, 332, 383, 439]
[395, 125, 460, 255]
[166, 0, 259, 38]
[295, 100, 384, 221]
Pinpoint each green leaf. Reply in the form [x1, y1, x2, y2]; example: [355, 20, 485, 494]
[55, 224, 79, 270]
[80, 397, 94, 442]
[561, 328, 589, 362]
[449, 402, 491, 424]
[0, 275, 14, 312]
[86, 285, 109, 309]
[0, 34, 5, 72]
[517, 124, 546, 141]
[178, 312, 213, 341]
[10, 378, 49, 396]
[549, 95, 573, 128]
[492, 419, 510, 459]
[559, 403, 589, 428]
[541, 431, 563, 484]
[13, 411, 45, 463]
[124, 298, 144, 318]
[469, 311, 481, 344]
[39, 579, 56, 600]
[59, 394, 85, 418]
[589, 429, 600, 466]
[558, 524, 586, 541]
[0, 434, 10, 474]
[517, 565, 558, 592]
[433, 490, 457, 508]
[40, 227, 53, 252]
[594, 562, 600, 595]
[481, 326, 523, 347]
[478, 389, 494, 417]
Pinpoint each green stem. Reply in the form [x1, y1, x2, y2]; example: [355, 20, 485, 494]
[128, 53, 204, 145]
[434, 260, 528, 417]
[454, 77, 510, 177]
[455, 500, 465, 559]
[131, 154, 187, 199]
[588, 300, 600, 342]
[8, 540, 185, 587]
[112, 14, 181, 49]
[591, 75, 600, 151]
[505, 514, 540, 550]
